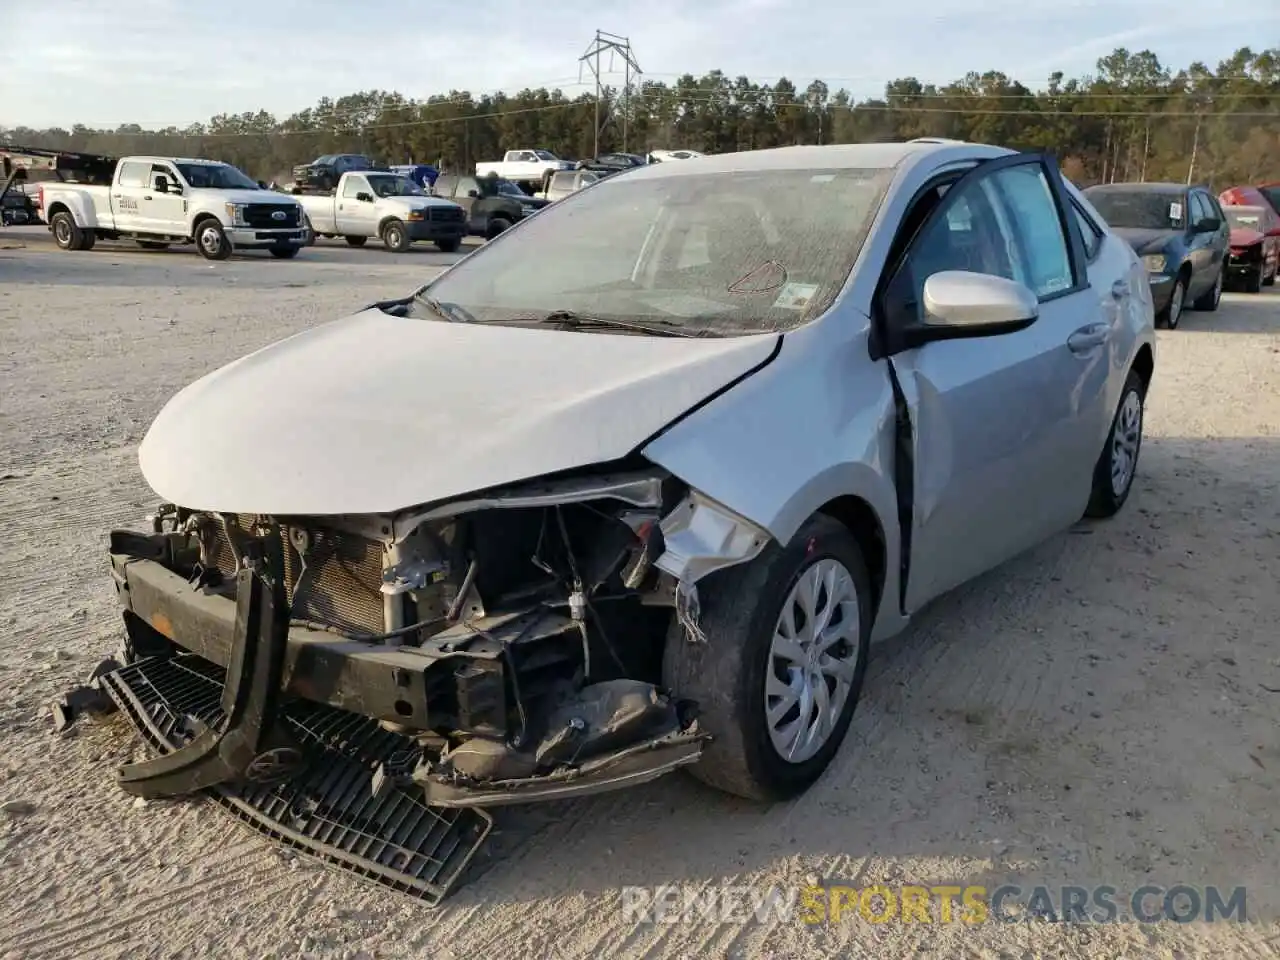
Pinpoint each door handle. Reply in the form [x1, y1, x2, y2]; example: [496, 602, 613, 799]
[1111, 279, 1129, 299]
[1067, 323, 1109, 354]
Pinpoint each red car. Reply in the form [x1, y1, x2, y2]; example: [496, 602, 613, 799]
[1221, 203, 1280, 292]
[1220, 184, 1278, 212]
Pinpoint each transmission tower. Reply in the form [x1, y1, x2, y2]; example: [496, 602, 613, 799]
[578, 31, 642, 157]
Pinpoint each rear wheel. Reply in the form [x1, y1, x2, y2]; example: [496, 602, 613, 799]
[344, 235, 367, 247]
[195, 219, 231, 261]
[382, 220, 410, 253]
[485, 216, 512, 240]
[663, 514, 872, 802]
[50, 211, 85, 251]
[1085, 370, 1145, 519]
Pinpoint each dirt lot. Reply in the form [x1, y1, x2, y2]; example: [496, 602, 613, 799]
[0, 233, 1278, 959]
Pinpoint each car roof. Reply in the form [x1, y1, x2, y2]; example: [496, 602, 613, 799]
[617, 140, 1012, 182]
[1085, 181, 1186, 193]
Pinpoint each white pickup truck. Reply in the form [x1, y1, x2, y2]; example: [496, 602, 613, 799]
[293, 171, 467, 252]
[474, 149, 574, 187]
[37, 156, 308, 260]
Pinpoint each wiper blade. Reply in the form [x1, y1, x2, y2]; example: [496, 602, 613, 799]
[412, 292, 462, 323]
[521, 310, 692, 337]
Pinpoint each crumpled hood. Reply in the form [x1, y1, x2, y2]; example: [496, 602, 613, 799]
[138, 309, 778, 516]
[1113, 227, 1180, 256]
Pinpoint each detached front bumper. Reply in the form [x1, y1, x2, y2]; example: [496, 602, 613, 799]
[225, 227, 306, 248]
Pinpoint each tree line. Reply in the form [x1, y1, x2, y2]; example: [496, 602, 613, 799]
[4, 46, 1278, 189]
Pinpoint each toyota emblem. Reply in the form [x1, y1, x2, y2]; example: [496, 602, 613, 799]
[271, 210, 287, 221]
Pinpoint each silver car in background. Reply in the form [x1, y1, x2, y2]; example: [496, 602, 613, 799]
[103, 140, 1155, 837]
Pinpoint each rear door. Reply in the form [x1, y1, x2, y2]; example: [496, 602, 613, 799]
[453, 176, 482, 231]
[111, 160, 150, 231]
[881, 153, 1113, 609]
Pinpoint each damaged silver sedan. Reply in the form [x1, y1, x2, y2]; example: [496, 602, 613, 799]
[68, 139, 1155, 902]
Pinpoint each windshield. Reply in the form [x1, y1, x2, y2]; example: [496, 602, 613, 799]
[1225, 207, 1265, 230]
[176, 162, 259, 190]
[416, 167, 893, 336]
[367, 174, 425, 197]
[1085, 188, 1185, 230]
[534, 150, 559, 161]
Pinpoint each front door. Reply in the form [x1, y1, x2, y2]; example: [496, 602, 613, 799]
[452, 176, 482, 233]
[881, 154, 1112, 610]
[335, 174, 377, 235]
[141, 163, 187, 235]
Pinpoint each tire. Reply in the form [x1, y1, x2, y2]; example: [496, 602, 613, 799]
[436, 238, 461, 253]
[50, 211, 85, 251]
[1193, 265, 1225, 309]
[1264, 264, 1277, 287]
[1244, 267, 1263, 294]
[485, 216, 512, 240]
[662, 514, 873, 802]
[269, 245, 300, 259]
[1085, 370, 1146, 519]
[301, 215, 316, 246]
[1156, 275, 1185, 329]
[344, 235, 367, 247]
[137, 240, 170, 250]
[195, 219, 231, 261]
[382, 220, 410, 253]
[80, 232, 96, 251]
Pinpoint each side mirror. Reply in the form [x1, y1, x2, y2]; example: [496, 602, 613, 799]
[467, 189, 480, 198]
[153, 176, 169, 194]
[1194, 216, 1221, 233]
[919, 271, 1038, 338]
[257, 180, 267, 189]
[356, 191, 374, 203]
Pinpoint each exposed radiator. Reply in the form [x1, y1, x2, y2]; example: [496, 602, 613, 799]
[211, 518, 385, 634]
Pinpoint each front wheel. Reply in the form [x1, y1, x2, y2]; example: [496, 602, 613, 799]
[1194, 266, 1225, 309]
[1157, 276, 1185, 329]
[195, 219, 231, 261]
[663, 514, 872, 802]
[436, 238, 461, 253]
[1085, 370, 1145, 519]
[1244, 267, 1263, 294]
[382, 220, 411, 253]
[268, 245, 300, 259]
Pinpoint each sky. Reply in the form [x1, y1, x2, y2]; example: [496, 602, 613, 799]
[2, 0, 1276, 130]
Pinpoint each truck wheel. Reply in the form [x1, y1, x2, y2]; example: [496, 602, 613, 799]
[485, 217, 512, 240]
[195, 219, 232, 261]
[382, 220, 411, 253]
[51, 211, 85, 251]
[137, 241, 170, 250]
[269, 245, 300, 259]
[345, 235, 367, 247]
[436, 238, 461, 253]
[662, 514, 873, 802]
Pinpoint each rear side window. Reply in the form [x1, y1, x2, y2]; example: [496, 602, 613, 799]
[988, 164, 1075, 297]
[117, 161, 149, 188]
[341, 175, 369, 198]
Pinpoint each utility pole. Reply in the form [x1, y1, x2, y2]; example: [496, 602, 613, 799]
[578, 31, 641, 157]
[1186, 115, 1201, 186]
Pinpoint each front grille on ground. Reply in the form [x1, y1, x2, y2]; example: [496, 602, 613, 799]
[211, 519, 385, 634]
[100, 654, 493, 904]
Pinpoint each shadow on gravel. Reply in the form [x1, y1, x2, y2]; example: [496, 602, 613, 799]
[1178, 290, 1280, 334]
[455, 435, 1280, 919]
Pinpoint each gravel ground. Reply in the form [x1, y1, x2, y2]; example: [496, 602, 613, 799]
[0, 233, 1278, 959]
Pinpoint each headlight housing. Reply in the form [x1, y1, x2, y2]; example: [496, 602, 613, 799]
[1142, 253, 1166, 274]
[224, 202, 248, 227]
